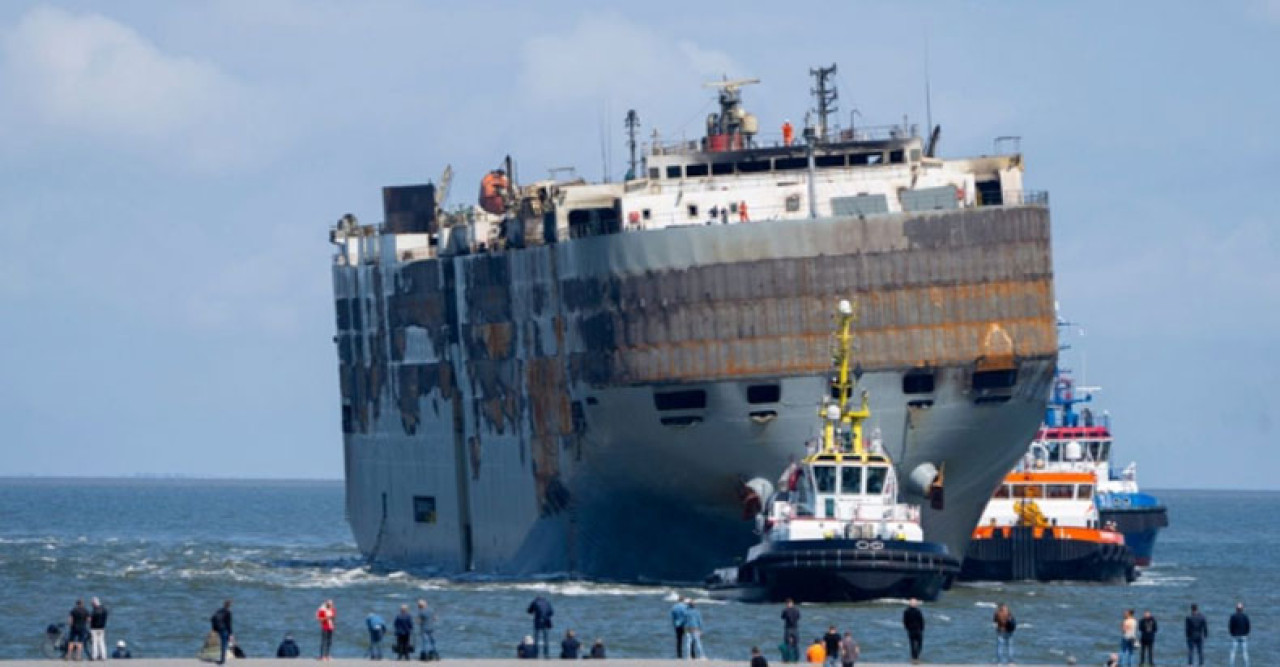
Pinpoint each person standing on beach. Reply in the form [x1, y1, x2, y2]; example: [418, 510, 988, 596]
[780, 599, 800, 662]
[1120, 609, 1138, 667]
[365, 610, 386, 660]
[66, 599, 90, 661]
[89, 597, 109, 661]
[394, 605, 414, 660]
[1184, 603, 1207, 666]
[1228, 602, 1250, 667]
[211, 599, 233, 665]
[416, 599, 437, 659]
[993, 603, 1015, 666]
[671, 598, 689, 658]
[821, 626, 840, 667]
[684, 600, 705, 660]
[527, 595, 554, 659]
[838, 632, 858, 667]
[316, 599, 336, 661]
[902, 598, 925, 664]
[1138, 610, 1157, 666]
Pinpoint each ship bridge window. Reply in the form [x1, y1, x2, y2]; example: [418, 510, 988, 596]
[840, 466, 862, 494]
[813, 465, 837, 493]
[993, 484, 1011, 499]
[686, 163, 709, 177]
[866, 467, 889, 494]
[889, 149, 905, 164]
[1012, 484, 1043, 499]
[747, 384, 781, 404]
[653, 389, 707, 411]
[568, 206, 621, 238]
[738, 160, 771, 173]
[1046, 484, 1074, 499]
[1076, 484, 1094, 500]
[667, 166, 682, 179]
[711, 162, 734, 176]
[413, 496, 437, 524]
[850, 153, 882, 166]
[776, 157, 808, 171]
[902, 370, 935, 394]
[648, 167, 660, 180]
[816, 155, 846, 168]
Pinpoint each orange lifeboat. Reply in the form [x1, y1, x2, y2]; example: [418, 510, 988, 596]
[478, 170, 509, 215]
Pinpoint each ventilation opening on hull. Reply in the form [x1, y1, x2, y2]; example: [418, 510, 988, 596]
[974, 396, 1012, 405]
[908, 400, 934, 409]
[903, 370, 936, 394]
[747, 384, 781, 404]
[413, 496, 437, 524]
[660, 415, 703, 427]
[653, 389, 707, 411]
[973, 368, 1018, 391]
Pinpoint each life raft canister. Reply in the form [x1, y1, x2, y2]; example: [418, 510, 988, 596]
[478, 170, 509, 215]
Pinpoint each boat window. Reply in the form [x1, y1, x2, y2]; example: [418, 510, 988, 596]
[685, 163, 709, 177]
[865, 466, 889, 494]
[815, 154, 845, 168]
[1045, 441, 1061, 462]
[1012, 484, 1043, 499]
[738, 160, 771, 173]
[776, 157, 808, 171]
[1046, 484, 1073, 499]
[840, 466, 862, 494]
[687, 204, 698, 219]
[1100, 442, 1111, 461]
[667, 166, 682, 179]
[1076, 484, 1094, 499]
[711, 162, 734, 176]
[993, 484, 1011, 499]
[889, 149, 905, 164]
[648, 167, 660, 180]
[813, 465, 837, 493]
[973, 368, 1018, 390]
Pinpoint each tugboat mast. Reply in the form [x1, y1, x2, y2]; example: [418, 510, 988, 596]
[823, 299, 871, 459]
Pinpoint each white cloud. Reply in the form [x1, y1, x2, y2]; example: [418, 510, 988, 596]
[0, 6, 285, 170]
[519, 15, 738, 110]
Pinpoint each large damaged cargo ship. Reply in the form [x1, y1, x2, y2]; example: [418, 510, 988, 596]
[330, 67, 1058, 580]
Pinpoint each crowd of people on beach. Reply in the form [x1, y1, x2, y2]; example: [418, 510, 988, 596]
[48, 592, 1255, 665]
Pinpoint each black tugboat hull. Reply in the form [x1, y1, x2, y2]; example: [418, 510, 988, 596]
[960, 526, 1136, 583]
[711, 540, 961, 603]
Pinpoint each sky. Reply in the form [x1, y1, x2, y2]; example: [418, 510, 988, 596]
[1, 1, 1277, 488]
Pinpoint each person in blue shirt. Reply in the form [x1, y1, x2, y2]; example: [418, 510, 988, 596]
[527, 596, 555, 658]
[684, 600, 705, 660]
[366, 611, 387, 660]
[671, 599, 689, 658]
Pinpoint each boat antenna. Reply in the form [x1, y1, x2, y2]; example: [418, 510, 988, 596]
[823, 299, 872, 459]
[809, 64, 838, 142]
[624, 109, 640, 180]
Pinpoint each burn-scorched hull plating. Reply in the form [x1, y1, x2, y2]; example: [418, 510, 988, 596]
[333, 206, 1057, 581]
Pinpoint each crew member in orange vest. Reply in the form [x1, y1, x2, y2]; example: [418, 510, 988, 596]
[782, 120, 794, 147]
[739, 201, 749, 222]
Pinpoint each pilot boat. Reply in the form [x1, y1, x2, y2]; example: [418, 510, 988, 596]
[706, 300, 961, 602]
[960, 441, 1137, 583]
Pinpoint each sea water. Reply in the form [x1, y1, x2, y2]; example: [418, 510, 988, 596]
[0, 479, 1272, 664]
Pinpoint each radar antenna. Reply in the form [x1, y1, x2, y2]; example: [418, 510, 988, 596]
[702, 76, 761, 149]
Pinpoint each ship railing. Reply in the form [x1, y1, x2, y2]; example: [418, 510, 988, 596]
[646, 124, 920, 155]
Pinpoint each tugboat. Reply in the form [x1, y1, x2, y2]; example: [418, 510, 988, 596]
[706, 300, 961, 603]
[960, 442, 1137, 583]
[1035, 370, 1168, 566]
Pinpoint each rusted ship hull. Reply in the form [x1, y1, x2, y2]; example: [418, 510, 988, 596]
[333, 205, 1057, 581]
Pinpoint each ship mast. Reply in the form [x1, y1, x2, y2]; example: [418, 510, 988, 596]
[822, 299, 871, 459]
